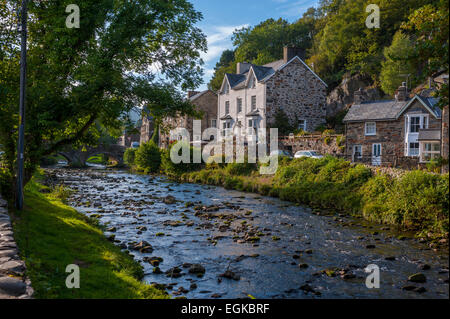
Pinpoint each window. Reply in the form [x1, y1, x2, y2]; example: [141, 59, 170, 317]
[211, 119, 217, 128]
[421, 142, 440, 162]
[224, 82, 229, 94]
[248, 119, 257, 135]
[237, 98, 242, 113]
[410, 116, 420, 133]
[298, 119, 307, 132]
[225, 101, 230, 114]
[353, 145, 362, 160]
[409, 142, 420, 157]
[251, 96, 256, 110]
[365, 122, 376, 136]
[222, 121, 231, 137]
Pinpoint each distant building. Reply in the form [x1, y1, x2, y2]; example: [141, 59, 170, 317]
[140, 111, 155, 145]
[217, 46, 327, 141]
[159, 90, 218, 148]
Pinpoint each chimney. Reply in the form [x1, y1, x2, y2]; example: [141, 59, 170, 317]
[236, 62, 251, 74]
[395, 82, 409, 101]
[354, 88, 366, 105]
[283, 46, 305, 63]
[187, 91, 200, 99]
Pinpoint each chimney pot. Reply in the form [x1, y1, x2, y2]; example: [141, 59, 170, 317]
[395, 83, 409, 101]
[236, 62, 251, 74]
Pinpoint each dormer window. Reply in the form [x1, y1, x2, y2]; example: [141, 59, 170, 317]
[223, 81, 229, 94]
[249, 74, 256, 89]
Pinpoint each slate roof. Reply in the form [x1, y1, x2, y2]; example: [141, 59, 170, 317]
[220, 114, 233, 120]
[189, 90, 215, 102]
[222, 56, 326, 91]
[343, 95, 442, 122]
[418, 129, 441, 141]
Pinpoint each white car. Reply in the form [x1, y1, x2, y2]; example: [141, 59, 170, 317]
[270, 150, 293, 158]
[294, 150, 324, 159]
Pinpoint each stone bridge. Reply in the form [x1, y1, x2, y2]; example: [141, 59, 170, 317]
[58, 144, 127, 167]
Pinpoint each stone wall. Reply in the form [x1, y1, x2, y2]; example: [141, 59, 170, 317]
[160, 91, 218, 148]
[0, 196, 33, 299]
[345, 99, 442, 167]
[280, 134, 345, 155]
[265, 58, 327, 133]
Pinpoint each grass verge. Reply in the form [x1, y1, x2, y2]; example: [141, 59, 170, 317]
[11, 174, 169, 299]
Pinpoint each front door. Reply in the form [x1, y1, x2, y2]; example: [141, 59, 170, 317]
[372, 143, 382, 166]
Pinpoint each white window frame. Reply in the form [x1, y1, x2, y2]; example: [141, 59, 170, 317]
[298, 119, 307, 132]
[365, 122, 377, 136]
[225, 101, 230, 115]
[251, 96, 257, 110]
[237, 98, 242, 113]
[420, 142, 441, 163]
[353, 145, 363, 161]
[409, 142, 420, 157]
[211, 119, 217, 128]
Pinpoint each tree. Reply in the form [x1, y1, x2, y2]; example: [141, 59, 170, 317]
[0, 0, 207, 196]
[402, 0, 449, 107]
[380, 31, 417, 95]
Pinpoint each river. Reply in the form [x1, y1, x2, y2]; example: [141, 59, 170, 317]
[48, 167, 449, 299]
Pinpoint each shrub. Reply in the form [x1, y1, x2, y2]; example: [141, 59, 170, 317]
[135, 142, 161, 174]
[205, 154, 227, 170]
[124, 148, 137, 166]
[160, 142, 203, 177]
[225, 159, 257, 176]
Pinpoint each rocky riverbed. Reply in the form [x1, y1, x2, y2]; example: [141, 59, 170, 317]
[48, 167, 449, 299]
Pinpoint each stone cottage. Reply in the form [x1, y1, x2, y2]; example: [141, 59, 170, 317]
[343, 83, 446, 168]
[217, 46, 327, 141]
[159, 90, 218, 148]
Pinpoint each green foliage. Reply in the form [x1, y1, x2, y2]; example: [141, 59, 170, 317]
[361, 171, 449, 237]
[0, 0, 207, 197]
[380, 31, 417, 95]
[272, 109, 295, 136]
[124, 148, 137, 166]
[12, 179, 169, 299]
[160, 143, 203, 177]
[402, 0, 449, 107]
[135, 142, 161, 174]
[87, 154, 108, 165]
[225, 160, 257, 176]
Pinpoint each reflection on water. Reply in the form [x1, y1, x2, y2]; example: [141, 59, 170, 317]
[51, 168, 449, 299]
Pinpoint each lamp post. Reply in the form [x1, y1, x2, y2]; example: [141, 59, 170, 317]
[16, 0, 28, 210]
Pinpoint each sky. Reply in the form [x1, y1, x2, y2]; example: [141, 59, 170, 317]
[189, 0, 320, 91]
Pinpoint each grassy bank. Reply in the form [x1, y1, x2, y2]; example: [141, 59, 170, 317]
[179, 156, 449, 239]
[11, 174, 169, 299]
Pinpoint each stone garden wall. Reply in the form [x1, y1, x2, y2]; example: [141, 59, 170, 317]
[279, 134, 345, 156]
[0, 196, 33, 299]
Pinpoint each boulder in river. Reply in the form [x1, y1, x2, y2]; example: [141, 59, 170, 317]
[408, 273, 427, 283]
[189, 264, 206, 275]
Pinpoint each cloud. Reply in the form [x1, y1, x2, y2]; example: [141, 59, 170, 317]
[273, 0, 317, 17]
[201, 24, 249, 63]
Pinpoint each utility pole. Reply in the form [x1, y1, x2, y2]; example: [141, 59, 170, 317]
[16, 0, 28, 210]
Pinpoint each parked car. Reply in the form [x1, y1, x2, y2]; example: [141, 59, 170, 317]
[270, 150, 293, 158]
[131, 142, 140, 149]
[294, 150, 324, 159]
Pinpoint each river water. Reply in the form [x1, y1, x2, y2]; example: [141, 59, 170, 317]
[49, 167, 449, 299]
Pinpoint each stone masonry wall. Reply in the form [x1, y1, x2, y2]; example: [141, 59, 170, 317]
[345, 99, 442, 167]
[160, 91, 218, 148]
[265, 58, 327, 133]
[0, 196, 33, 299]
[280, 135, 345, 156]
